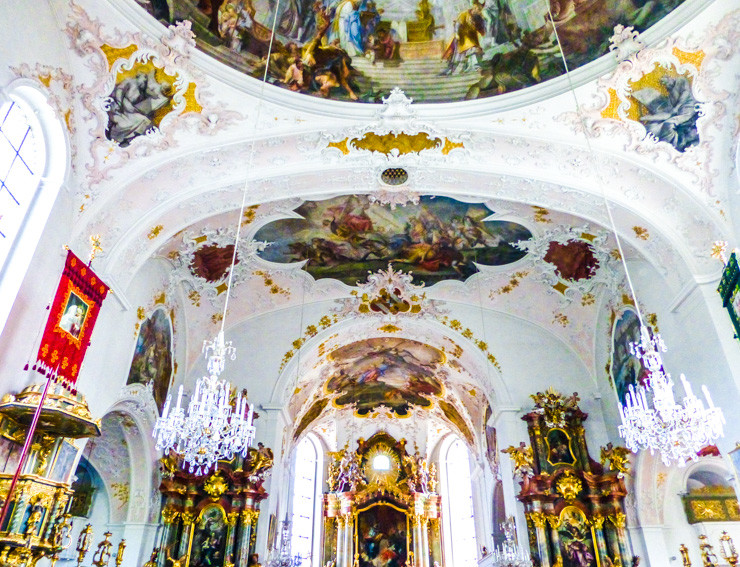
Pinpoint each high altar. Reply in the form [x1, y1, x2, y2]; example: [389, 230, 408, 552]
[505, 389, 634, 567]
[323, 433, 441, 567]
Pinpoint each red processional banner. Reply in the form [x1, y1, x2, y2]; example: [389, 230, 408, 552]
[33, 250, 109, 385]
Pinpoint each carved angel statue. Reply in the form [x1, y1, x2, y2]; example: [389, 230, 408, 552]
[247, 442, 274, 481]
[530, 388, 580, 428]
[600, 442, 631, 475]
[166, 549, 187, 567]
[502, 442, 534, 477]
[327, 445, 365, 492]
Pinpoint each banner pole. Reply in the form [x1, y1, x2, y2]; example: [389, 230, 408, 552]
[0, 371, 55, 530]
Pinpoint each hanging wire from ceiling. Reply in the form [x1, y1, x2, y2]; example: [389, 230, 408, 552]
[543, 0, 723, 466]
[153, 0, 283, 475]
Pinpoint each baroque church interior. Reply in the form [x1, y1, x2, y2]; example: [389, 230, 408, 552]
[1, 1, 740, 567]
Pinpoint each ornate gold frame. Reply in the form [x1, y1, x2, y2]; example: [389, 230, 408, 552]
[353, 501, 411, 564]
[53, 281, 95, 348]
[545, 427, 576, 467]
[185, 503, 227, 567]
[556, 506, 601, 567]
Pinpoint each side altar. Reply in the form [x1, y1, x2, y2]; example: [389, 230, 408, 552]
[323, 433, 441, 567]
[503, 389, 636, 567]
[156, 443, 274, 567]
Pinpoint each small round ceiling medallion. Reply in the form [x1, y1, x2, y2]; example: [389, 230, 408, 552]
[381, 167, 409, 186]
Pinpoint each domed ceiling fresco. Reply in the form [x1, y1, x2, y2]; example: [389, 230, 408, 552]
[142, 0, 686, 103]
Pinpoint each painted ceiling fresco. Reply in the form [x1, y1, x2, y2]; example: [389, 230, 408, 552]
[323, 337, 446, 416]
[253, 195, 532, 285]
[146, 0, 686, 103]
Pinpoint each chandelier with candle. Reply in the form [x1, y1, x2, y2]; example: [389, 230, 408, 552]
[153, 331, 255, 475]
[618, 325, 724, 466]
[491, 518, 530, 567]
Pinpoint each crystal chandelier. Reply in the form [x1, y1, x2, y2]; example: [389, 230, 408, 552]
[266, 520, 302, 567]
[491, 518, 530, 567]
[618, 325, 724, 466]
[153, 331, 255, 475]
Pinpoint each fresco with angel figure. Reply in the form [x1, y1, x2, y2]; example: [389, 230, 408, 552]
[254, 195, 531, 285]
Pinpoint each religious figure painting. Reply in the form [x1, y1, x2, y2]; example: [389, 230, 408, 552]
[254, 195, 532, 286]
[610, 308, 648, 406]
[105, 61, 176, 147]
[154, 0, 685, 103]
[58, 291, 90, 340]
[557, 507, 597, 567]
[190, 505, 228, 567]
[628, 65, 701, 152]
[324, 338, 445, 416]
[545, 428, 575, 466]
[357, 505, 408, 567]
[126, 309, 174, 414]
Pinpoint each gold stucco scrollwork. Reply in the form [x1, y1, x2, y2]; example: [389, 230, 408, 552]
[608, 512, 627, 528]
[161, 507, 179, 524]
[591, 514, 606, 529]
[180, 511, 195, 526]
[556, 471, 583, 501]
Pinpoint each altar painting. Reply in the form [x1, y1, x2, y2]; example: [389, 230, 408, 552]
[190, 505, 228, 567]
[610, 308, 648, 406]
[162, 0, 685, 104]
[325, 338, 445, 416]
[357, 504, 408, 567]
[557, 507, 597, 567]
[126, 309, 173, 414]
[254, 195, 531, 286]
[546, 428, 575, 466]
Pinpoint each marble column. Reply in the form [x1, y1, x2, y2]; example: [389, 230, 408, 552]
[610, 513, 632, 566]
[237, 509, 258, 565]
[336, 516, 345, 567]
[421, 517, 430, 567]
[178, 511, 195, 559]
[528, 511, 551, 567]
[592, 515, 609, 567]
[547, 515, 562, 567]
[225, 512, 238, 564]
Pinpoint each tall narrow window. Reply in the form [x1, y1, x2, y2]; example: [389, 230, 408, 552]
[442, 437, 478, 566]
[290, 435, 322, 565]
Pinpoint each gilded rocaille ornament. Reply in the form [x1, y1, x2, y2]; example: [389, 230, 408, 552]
[555, 471, 583, 501]
[600, 442, 631, 475]
[502, 443, 534, 477]
[531, 387, 580, 428]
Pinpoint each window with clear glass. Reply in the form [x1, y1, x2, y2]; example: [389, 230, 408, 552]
[290, 436, 320, 565]
[443, 437, 478, 566]
[0, 101, 41, 267]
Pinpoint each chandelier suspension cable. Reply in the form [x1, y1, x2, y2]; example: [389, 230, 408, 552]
[153, 0, 283, 475]
[542, 1, 645, 328]
[543, 1, 724, 465]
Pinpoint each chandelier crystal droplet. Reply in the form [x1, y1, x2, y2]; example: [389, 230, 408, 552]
[153, 331, 256, 475]
[618, 325, 724, 467]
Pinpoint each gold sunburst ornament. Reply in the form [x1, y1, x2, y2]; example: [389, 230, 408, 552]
[555, 471, 583, 501]
[363, 444, 400, 488]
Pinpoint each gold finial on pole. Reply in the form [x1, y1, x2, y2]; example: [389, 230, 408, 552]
[720, 531, 738, 567]
[115, 539, 126, 567]
[699, 534, 718, 567]
[92, 532, 114, 567]
[89, 234, 103, 264]
[679, 544, 692, 567]
[76, 524, 93, 567]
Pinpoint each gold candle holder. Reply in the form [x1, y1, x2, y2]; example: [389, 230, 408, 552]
[50, 514, 74, 567]
[679, 544, 692, 567]
[76, 524, 93, 567]
[699, 535, 719, 567]
[115, 539, 126, 567]
[92, 532, 113, 567]
[720, 531, 739, 567]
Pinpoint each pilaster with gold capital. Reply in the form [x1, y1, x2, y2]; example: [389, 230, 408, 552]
[526, 511, 551, 567]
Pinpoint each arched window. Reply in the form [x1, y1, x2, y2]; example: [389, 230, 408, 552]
[441, 436, 478, 566]
[290, 435, 323, 566]
[0, 84, 66, 334]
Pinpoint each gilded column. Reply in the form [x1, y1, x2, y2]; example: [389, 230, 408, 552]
[546, 515, 562, 567]
[420, 517, 430, 567]
[610, 512, 631, 566]
[591, 514, 609, 567]
[179, 511, 196, 558]
[9, 486, 29, 533]
[225, 512, 239, 563]
[158, 507, 179, 567]
[527, 511, 551, 567]
[237, 509, 258, 565]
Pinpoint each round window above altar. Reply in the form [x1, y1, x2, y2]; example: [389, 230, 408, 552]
[373, 454, 391, 471]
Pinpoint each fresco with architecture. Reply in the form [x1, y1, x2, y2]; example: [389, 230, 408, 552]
[254, 195, 531, 285]
[126, 309, 173, 413]
[155, 0, 686, 103]
[324, 338, 445, 416]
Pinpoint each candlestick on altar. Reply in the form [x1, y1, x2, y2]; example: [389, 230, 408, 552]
[92, 532, 114, 567]
[115, 539, 126, 567]
[76, 524, 93, 567]
[720, 531, 738, 567]
[679, 544, 692, 567]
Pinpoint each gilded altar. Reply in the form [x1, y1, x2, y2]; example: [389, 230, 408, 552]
[505, 389, 636, 567]
[156, 443, 273, 567]
[323, 433, 441, 567]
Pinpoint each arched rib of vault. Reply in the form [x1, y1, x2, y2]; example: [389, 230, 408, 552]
[96, 162, 710, 301]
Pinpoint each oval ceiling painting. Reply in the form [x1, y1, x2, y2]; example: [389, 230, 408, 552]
[253, 195, 532, 285]
[153, 0, 686, 103]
